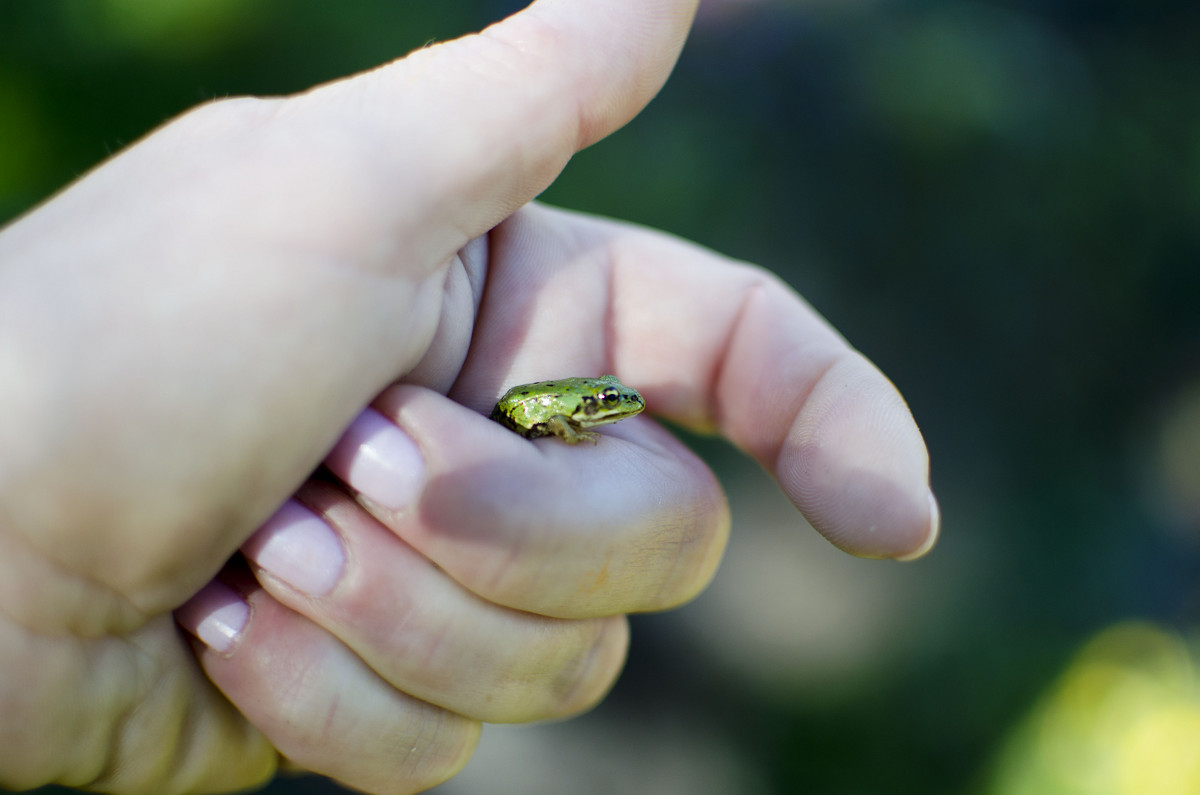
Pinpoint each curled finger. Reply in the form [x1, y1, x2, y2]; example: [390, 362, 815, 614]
[326, 387, 731, 620]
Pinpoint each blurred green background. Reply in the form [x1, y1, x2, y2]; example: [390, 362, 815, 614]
[4, 0, 1200, 793]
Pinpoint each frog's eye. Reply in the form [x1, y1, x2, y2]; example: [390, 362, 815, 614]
[601, 389, 620, 404]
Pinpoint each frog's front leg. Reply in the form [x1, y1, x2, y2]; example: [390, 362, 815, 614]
[544, 415, 600, 445]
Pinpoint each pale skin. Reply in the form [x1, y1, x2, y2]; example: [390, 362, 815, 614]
[0, 1, 937, 793]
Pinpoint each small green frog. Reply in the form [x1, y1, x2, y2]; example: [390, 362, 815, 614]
[490, 375, 645, 444]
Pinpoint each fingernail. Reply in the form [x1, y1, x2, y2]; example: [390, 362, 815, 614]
[325, 408, 424, 511]
[175, 580, 250, 654]
[896, 491, 941, 562]
[243, 500, 345, 597]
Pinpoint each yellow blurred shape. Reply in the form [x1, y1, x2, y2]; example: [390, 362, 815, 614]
[989, 622, 1200, 795]
[1119, 705, 1200, 795]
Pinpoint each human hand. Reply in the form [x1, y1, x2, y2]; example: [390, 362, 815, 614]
[0, 0, 936, 793]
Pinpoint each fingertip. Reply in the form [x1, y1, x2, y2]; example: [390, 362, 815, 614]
[483, 0, 700, 149]
[777, 355, 935, 559]
[175, 579, 250, 656]
[787, 454, 934, 560]
[324, 408, 425, 512]
[323, 0, 699, 237]
[895, 491, 941, 562]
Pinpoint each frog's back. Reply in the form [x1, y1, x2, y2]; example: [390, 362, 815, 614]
[489, 379, 575, 437]
[489, 376, 640, 441]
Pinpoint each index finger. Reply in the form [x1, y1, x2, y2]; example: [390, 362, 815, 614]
[475, 205, 938, 561]
[614, 220, 939, 560]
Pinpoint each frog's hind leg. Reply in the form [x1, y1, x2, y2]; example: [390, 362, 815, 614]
[545, 415, 599, 445]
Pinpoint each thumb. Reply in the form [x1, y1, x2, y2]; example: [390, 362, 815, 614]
[301, 0, 699, 266]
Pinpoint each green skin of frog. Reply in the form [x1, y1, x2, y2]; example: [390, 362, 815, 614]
[489, 375, 645, 445]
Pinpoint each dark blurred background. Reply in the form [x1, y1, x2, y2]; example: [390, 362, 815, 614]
[4, 0, 1200, 793]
